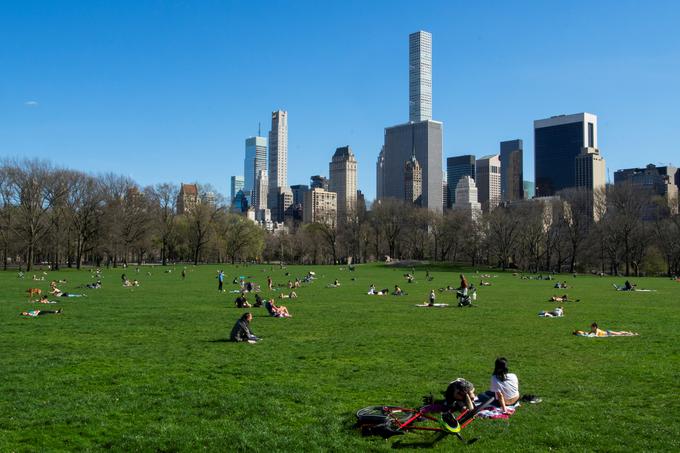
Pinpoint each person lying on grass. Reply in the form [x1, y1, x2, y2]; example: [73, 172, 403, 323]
[21, 309, 63, 317]
[264, 299, 291, 317]
[33, 295, 58, 304]
[573, 322, 639, 337]
[230, 312, 260, 343]
[539, 306, 564, 317]
[279, 291, 297, 299]
[50, 286, 85, 298]
[613, 280, 636, 291]
[549, 294, 578, 302]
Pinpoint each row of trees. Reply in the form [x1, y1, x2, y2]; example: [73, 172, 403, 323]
[0, 160, 264, 271]
[2, 159, 678, 276]
[264, 185, 679, 277]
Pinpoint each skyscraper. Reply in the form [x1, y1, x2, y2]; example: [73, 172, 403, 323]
[404, 154, 422, 205]
[476, 154, 501, 212]
[377, 31, 442, 212]
[268, 110, 288, 189]
[376, 146, 386, 200]
[253, 170, 268, 211]
[382, 121, 443, 212]
[452, 176, 481, 221]
[329, 146, 358, 220]
[244, 136, 267, 196]
[534, 113, 598, 197]
[230, 176, 244, 205]
[446, 155, 476, 206]
[575, 147, 607, 219]
[409, 31, 432, 123]
[500, 139, 524, 202]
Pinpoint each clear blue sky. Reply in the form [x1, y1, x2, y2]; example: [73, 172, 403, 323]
[2, 0, 679, 201]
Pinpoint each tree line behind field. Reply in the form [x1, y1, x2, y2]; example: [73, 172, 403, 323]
[1, 159, 679, 276]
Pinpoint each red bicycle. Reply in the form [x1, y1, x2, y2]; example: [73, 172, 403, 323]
[356, 395, 494, 443]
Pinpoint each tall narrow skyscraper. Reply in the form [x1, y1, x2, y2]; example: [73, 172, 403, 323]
[534, 113, 597, 197]
[253, 170, 268, 211]
[409, 31, 432, 122]
[500, 139, 524, 202]
[268, 110, 288, 189]
[476, 154, 501, 212]
[378, 30, 442, 212]
[446, 155, 476, 206]
[244, 136, 267, 196]
[329, 146, 358, 220]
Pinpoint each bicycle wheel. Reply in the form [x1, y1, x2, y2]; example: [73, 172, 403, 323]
[356, 406, 413, 425]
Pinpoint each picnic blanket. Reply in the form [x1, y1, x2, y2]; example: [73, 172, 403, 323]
[476, 402, 519, 419]
[415, 303, 449, 308]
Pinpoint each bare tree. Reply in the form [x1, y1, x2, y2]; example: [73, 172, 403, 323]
[6, 160, 67, 271]
[145, 183, 178, 265]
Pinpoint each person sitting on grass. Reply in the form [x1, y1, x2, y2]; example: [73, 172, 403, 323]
[539, 306, 564, 317]
[253, 293, 264, 307]
[21, 309, 63, 317]
[393, 285, 404, 296]
[368, 284, 377, 295]
[85, 280, 102, 289]
[229, 312, 260, 343]
[420, 378, 479, 430]
[279, 291, 297, 299]
[573, 322, 639, 337]
[264, 299, 292, 318]
[235, 293, 251, 308]
[327, 279, 340, 288]
[477, 358, 520, 414]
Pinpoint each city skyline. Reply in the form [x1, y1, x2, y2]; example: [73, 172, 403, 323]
[2, 1, 679, 201]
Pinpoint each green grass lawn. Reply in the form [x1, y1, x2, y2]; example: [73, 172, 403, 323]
[1, 263, 679, 452]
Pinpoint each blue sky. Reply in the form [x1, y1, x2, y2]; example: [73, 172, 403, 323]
[2, 0, 679, 200]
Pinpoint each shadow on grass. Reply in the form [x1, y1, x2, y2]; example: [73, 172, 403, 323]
[206, 338, 231, 343]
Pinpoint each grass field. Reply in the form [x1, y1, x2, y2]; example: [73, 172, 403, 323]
[1, 263, 679, 452]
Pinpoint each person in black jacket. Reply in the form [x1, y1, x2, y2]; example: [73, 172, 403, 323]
[230, 312, 260, 343]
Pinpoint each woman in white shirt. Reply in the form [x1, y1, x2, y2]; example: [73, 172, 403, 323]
[486, 357, 520, 413]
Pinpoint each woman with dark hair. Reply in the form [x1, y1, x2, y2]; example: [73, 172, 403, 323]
[479, 357, 520, 414]
[229, 312, 260, 343]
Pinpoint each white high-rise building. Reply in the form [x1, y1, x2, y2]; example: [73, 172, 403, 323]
[409, 31, 432, 123]
[268, 110, 288, 189]
[253, 170, 268, 211]
[329, 146, 358, 220]
[453, 176, 482, 220]
[476, 154, 501, 212]
[244, 136, 267, 196]
[575, 146, 607, 220]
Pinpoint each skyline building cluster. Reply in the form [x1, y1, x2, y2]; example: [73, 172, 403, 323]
[224, 30, 675, 230]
